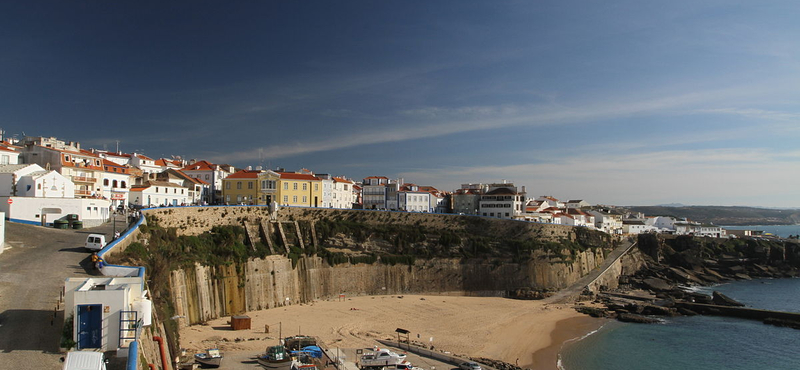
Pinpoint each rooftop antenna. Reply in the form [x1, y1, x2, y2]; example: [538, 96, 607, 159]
[116, 140, 120, 154]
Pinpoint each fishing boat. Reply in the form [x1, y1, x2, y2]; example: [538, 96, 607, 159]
[258, 345, 295, 370]
[194, 348, 223, 368]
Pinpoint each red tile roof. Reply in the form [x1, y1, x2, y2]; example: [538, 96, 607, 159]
[278, 172, 319, 181]
[227, 170, 261, 179]
[333, 177, 353, 183]
[182, 160, 216, 171]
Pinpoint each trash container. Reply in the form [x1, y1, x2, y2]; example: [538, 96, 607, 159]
[54, 220, 69, 229]
[72, 221, 83, 229]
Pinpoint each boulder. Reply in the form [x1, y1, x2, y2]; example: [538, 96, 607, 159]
[712, 291, 745, 307]
[642, 277, 673, 292]
[575, 306, 609, 318]
[734, 273, 752, 280]
[617, 313, 660, 324]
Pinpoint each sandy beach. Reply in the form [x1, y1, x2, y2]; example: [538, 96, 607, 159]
[179, 294, 602, 370]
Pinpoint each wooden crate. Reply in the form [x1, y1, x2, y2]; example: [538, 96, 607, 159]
[231, 315, 251, 330]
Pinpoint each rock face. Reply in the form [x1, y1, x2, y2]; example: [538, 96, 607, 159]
[577, 233, 800, 326]
[617, 313, 660, 324]
[712, 291, 745, 307]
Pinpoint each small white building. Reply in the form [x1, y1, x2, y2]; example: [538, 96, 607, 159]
[565, 199, 590, 209]
[398, 186, 431, 212]
[64, 276, 152, 351]
[129, 181, 191, 207]
[100, 160, 133, 208]
[331, 177, 355, 209]
[0, 164, 75, 197]
[623, 219, 652, 234]
[0, 147, 20, 165]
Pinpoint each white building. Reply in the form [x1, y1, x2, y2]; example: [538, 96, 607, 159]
[100, 160, 133, 208]
[0, 146, 20, 165]
[129, 181, 191, 207]
[398, 184, 431, 212]
[587, 210, 623, 234]
[622, 219, 653, 234]
[129, 153, 161, 174]
[566, 199, 590, 209]
[479, 182, 526, 219]
[331, 177, 355, 209]
[181, 160, 236, 204]
[64, 276, 152, 351]
[0, 196, 110, 227]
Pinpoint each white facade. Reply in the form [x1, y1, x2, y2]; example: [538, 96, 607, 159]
[646, 216, 676, 231]
[64, 276, 151, 351]
[129, 154, 161, 174]
[587, 210, 623, 234]
[0, 196, 111, 227]
[0, 148, 20, 165]
[479, 184, 525, 219]
[99, 170, 132, 208]
[331, 177, 355, 209]
[623, 220, 652, 234]
[18, 170, 75, 198]
[129, 182, 191, 207]
[398, 191, 431, 212]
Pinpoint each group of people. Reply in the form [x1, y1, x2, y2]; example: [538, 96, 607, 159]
[90, 252, 104, 271]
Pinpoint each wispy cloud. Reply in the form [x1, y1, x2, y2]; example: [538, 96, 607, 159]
[396, 148, 800, 207]
[207, 82, 790, 163]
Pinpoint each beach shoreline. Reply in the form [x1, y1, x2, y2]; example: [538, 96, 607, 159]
[179, 294, 601, 370]
[528, 315, 607, 370]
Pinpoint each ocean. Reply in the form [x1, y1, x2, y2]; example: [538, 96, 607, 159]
[723, 224, 800, 238]
[559, 278, 800, 370]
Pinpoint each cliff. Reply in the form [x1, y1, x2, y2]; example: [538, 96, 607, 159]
[110, 206, 618, 328]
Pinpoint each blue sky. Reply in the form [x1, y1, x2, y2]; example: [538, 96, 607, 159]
[2, 1, 798, 207]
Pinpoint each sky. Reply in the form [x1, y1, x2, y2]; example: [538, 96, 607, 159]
[1, 1, 798, 207]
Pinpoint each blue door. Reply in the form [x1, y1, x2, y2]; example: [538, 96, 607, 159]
[77, 304, 102, 349]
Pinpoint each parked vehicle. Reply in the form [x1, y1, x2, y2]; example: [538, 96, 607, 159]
[84, 234, 106, 251]
[61, 350, 108, 370]
[459, 362, 482, 370]
[359, 348, 409, 368]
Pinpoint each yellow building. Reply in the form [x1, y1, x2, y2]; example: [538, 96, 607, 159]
[277, 172, 322, 207]
[221, 170, 261, 205]
[257, 170, 280, 205]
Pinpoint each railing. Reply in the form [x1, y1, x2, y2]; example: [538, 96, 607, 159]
[72, 176, 97, 183]
[74, 189, 92, 196]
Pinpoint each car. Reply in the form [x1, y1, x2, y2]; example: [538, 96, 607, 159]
[84, 234, 106, 251]
[459, 362, 481, 370]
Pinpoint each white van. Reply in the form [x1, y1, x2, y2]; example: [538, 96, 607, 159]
[61, 350, 108, 370]
[85, 234, 106, 251]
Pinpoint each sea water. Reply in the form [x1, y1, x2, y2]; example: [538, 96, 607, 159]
[559, 278, 800, 370]
[723, 224, 800, 238]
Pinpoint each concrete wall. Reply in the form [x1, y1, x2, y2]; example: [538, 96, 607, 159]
[0, 196, 111, 227]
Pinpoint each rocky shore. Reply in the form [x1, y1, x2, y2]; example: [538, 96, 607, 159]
[574, 233, 800, 328]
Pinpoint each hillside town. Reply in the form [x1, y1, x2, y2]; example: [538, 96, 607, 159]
[0, 134, 729, 237]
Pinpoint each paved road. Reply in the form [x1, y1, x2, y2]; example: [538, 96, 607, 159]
[0, 220, 116, 370]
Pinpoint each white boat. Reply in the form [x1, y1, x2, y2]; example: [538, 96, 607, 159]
[195, 348, 223, 368]
[258, 345, 295, 370]
[359, 348, 410, 368]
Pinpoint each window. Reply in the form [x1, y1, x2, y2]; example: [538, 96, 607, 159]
[283, 195, 288, 203]
[113, 180, 118, 188]
[284, 183, 288, 190]
[225, 182, 231, 189]
[104, 179, 109, 186]
[0, 155, 8, 165]
[293, 183, 298, 190]
[205, 174, 209, 180]
[236, 181, 242, 190]
[302, 196, 307, 203]
[314, 184, 318, 191]
[237, 195, 242, 202]
[121, 181, 126, 188]
[37, 183, 41, 190]
[248, 182, 253, 189]
[293, 195, 297, 203]
[226, 195, 231, 202]
[302, 183, 307, 191]
[344, 185, 348, 190]
[155, 187, 159, 193]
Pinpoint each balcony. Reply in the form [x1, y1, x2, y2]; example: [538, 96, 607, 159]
[75, 189, 92, 197]
[72, 175, 97, 183]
